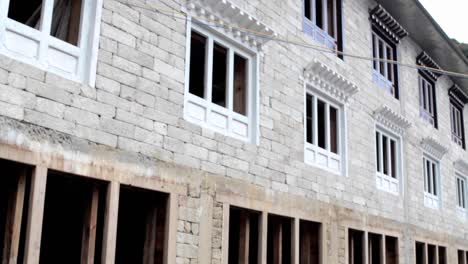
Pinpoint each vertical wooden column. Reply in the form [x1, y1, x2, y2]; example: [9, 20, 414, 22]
[2, 170, 26, 264]
[293, 218, 300, 264]
[238, 210, 250, 264]
[382, 236, 386, 264]
[143, 205, 158, 264]
[163, 193, 178, 264]
[424, 244, 428, 264]
[197, 191, 214, 263]
[221, 204, 230, 264]
[259, 212, 268, 264]
[81, 186, 100, 264]
[24, 166, 47, 264]
[101, 181, 119, 264]
[364, 232, 369, 264]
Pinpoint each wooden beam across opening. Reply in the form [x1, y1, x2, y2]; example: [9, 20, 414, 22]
[2, 169, 26, 264]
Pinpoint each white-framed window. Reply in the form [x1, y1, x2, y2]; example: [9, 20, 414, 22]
[184, 24, 258, 143]
[423, 155, 440, 209]
[304, 90, 345, 175]
[371, 30, 398, 98]
[0, 0, 102, 85]
[303, 0, 342, 52]
[375, 126, 401, 194]
[419, 73, 438, 128]
[450, 101, 465, 148]
[457, 174, 467, 211]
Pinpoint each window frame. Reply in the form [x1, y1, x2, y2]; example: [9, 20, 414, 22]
[371, 28, 399, 99]
[183, 21, 259, 143]
[304, 88, 346, 176]
[423, 154, 441, 209]
[456, 173, 467, 214]
[302, 0, 343, 55]
[450, 99, 466, 149]
[374, 125, 402, 194]
[419, 72, 438, 128]
[0, 0, 103, 85]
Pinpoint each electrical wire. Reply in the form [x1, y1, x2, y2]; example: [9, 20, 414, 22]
[116, 1, 468, 80]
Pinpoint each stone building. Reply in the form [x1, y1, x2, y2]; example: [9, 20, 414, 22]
[0, 0, 467, 263]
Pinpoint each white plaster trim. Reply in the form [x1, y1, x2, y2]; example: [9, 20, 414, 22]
[455, 159, 468, 174]
[373, 106, 411, 136]
[420, 137, 448, 160]
[304, 59, 359, 104]
[186, 0, 276, 51]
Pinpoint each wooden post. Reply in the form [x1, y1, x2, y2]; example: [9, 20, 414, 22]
[101, 182, 119, 264]
[143, 205, 158, 264]
[2, 170, 26, 264]
[163, 193, 177, 264]
[81, 186, 100, 264]
[24, 166, 47, 264]
[238, 210, 250, 264]
[259, 212, 268, 264]
[382, 236, 386, 264]
[293, 218, 299, 264]
[221, 204, 230, 264]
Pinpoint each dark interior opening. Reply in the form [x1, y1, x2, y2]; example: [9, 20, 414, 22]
[116, 185, 168, 264]
[267, 214, 292, 264]
[189, 30, 207, 98]
[228, 207, 260, 264]
[317, 99, 326, 149]
[416, 242, 425, 264]
[438, 246, 447, 264]
[368, 233, 382, 264]
[315, 0, 323, 29]
[330, 106, 338, 154]
[458, 250, 465, 264]
[304, 0, 311, 20]
[385, 236, 398, 264]
[39, 172, 107, 264]
[50, 0, 83, 46]
[348, 229, 364, 264]
[0, 159, 31, 264]
[8, 0, 43, 28]
[233, 53, 248, 116]
[427, 244, 436, 264]
[306, 94, 313, 144]
[212, 42, 228, 107]
[300, 220, 321, 264]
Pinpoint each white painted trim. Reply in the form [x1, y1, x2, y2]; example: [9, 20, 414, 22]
[0, 0, 103, 85]
[304, 84, 346, 176]
[183, 21, 259, 144]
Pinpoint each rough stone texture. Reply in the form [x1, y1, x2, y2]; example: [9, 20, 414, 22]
[0, 0, 467, 262]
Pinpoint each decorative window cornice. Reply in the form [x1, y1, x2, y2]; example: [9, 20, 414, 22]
[374, 106, 411, 136]
[185, 0, 276, 50]
[370, 5, 408, 44]
[304, 59, 359, 104]
[421, 137, 449, 160]
[449, 84, 468, 106]
[454, 159, 468, 174]
[417, 52, 442, 80]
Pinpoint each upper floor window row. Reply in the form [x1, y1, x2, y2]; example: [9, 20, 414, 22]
[0, 0, 102, 84]
[370, 5, 408, 99]
[303, 0, 343, 55]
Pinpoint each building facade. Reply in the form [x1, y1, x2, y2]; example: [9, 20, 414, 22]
[0, 0, 468, 263]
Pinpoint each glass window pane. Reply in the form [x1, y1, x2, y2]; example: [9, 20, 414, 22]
[376, 132, 380, 172]
[316, 0, 323, 29]
[51, 0, 83, 46]
[233, 54, 248, 115]
[306, 95, 313, 144]
[386, 46, 393, 82]
[327, 0, 335, 37]
[189, 31, 207, 98]
[432, 163, 437, 196]
[382, 135, 388, 175]
[304, 0, 312, 20]
[329, 106, 338, 154]
[317, 99, 326, 149]
[390, 140, 396, 179]
[426, 160, 431, 193]
[8, 0, 43, 29]
[379, 40, 385, 76]
[212, 43, 228, 108]
[372, 34, 377, 70]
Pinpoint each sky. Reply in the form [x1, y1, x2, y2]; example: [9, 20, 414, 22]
[419, 0, 468, 43]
